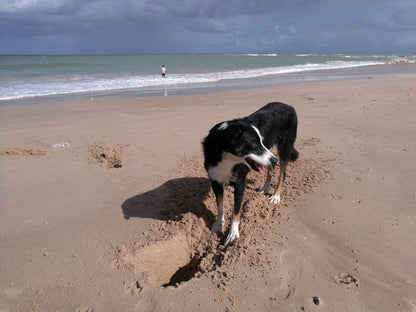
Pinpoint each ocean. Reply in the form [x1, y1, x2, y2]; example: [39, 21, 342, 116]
[1, 53, 415, 104]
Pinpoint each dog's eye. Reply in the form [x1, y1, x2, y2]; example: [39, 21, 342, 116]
[252, 143, 258, 147]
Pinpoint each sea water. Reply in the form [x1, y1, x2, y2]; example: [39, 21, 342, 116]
[1, 53, 415, 103]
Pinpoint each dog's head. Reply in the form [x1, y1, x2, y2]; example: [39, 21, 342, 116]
[219, 120, 277, 173]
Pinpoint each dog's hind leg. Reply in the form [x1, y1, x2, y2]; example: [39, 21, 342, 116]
[211, 181, 225, 233]
[260, 166, 273, 194]
[269, 131, 298, 204]
[261, 146, 276, 194]
[269, 147, 298, 204]
[269, 161, 286, 204]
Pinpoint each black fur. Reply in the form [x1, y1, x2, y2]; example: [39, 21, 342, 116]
[202, 102, 298, 244]
[246, 102, 298, 164]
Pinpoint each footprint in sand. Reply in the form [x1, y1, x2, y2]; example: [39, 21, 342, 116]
[328, 193, 343, 200]
[335, 273, 359, 287]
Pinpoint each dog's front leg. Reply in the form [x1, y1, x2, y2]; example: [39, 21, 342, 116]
[224, 181, 245, 245]
[211, 181, 225, 233]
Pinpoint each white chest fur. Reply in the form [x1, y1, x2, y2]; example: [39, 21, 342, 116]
[207, 152, 245, 184]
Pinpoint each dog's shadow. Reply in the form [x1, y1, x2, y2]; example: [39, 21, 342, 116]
[122, 177, 215, 227]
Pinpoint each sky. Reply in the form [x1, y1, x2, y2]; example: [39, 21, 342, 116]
[1, 0, 416, 55]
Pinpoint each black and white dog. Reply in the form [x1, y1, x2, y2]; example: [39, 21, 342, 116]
[203, 102, 298, 245]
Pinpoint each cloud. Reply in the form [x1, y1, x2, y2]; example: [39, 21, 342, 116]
[1, 0, 416, 54]
[396, 34, 416, 48]
[0, 0, 80, 16]
[287, 25, 297, 34]
[269, 25, 297, 35]
[270, 25, 280, 33]
[187, 19, 229, 33]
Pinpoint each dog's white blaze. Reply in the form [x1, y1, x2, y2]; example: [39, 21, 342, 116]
[251, 125, 267, 149]
[248, 125, 276, 166]
[246, 150, 274, 167]
[218, 122, 228, 130]
[207, 152, 244, 184]
[224, 220, 239, 245]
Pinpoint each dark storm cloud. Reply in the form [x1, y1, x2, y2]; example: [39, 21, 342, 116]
[0, 0, 415, 54]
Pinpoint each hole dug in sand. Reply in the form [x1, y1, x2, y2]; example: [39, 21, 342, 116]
[114, 233, 192, 287]
[162, 249, 205, 287]
[113, 212, 222, 288]
[88, 142, 124, 169]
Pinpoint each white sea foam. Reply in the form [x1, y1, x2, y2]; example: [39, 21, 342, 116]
[227, 53, 278, 57]
[0, 59, 396, 101]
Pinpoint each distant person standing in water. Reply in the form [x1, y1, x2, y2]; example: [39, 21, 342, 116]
[161, 65, 166, 78]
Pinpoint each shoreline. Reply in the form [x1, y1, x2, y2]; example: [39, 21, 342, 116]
[1, 62, 416, 107]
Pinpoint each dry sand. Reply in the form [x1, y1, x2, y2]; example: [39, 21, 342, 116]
[1, 73, 415, 311]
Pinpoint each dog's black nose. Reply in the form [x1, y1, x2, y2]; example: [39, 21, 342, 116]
[270, 156, 278, 167]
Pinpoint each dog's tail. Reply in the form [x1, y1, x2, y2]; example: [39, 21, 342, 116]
[290, 148, 299, 162]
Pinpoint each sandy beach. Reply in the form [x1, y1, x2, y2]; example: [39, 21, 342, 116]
[1, 71, 416, 311]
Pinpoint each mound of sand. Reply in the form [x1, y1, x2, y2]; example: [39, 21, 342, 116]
[113, 138, 333, 289]
[88, 142, 124, 169]
[0, 147, 46, 156]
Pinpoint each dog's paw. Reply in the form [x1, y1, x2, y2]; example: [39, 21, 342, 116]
[269, 194, 281, 204]
[211, 219, 224, 233]
[224, 220, 239, 245]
